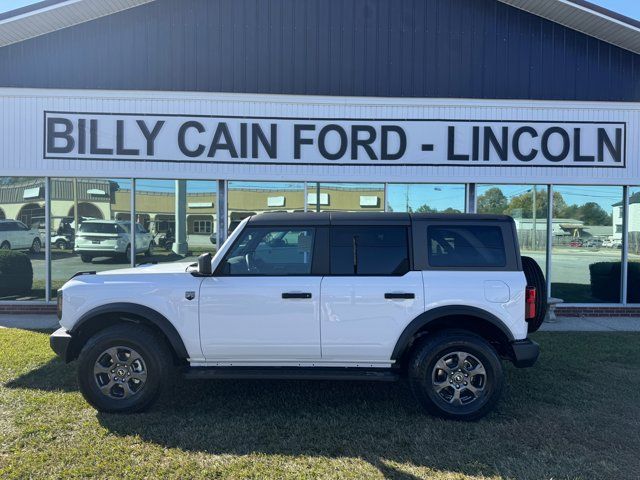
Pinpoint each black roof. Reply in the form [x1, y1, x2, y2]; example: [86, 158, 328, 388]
[247, 212, 513, 226]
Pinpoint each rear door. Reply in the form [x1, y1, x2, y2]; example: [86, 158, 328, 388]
[320, 225, 424, 363]
[199, 225, 322, 360]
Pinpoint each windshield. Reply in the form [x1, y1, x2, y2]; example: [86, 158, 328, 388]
[79, 223, 128, 234]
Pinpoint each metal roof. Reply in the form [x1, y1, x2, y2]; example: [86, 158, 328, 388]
[0, 0, 638, 54]
[498, 0, 640, 54]
[0, 0, 153, 47]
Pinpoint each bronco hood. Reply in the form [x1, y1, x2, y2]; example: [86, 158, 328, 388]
[96, 261, 195, 276]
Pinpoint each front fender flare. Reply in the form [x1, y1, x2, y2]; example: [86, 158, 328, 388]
[70, 302, 189, 359]
[390, 305, 515, 361]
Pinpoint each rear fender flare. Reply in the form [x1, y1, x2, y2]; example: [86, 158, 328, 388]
[390, 305, 515, 361]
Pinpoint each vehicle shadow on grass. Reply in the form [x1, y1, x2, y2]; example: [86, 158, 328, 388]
[5, 355, 535, 479]
[6, 333, 639, 479]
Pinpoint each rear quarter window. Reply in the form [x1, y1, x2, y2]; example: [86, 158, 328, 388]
[427, 225, 506, 268]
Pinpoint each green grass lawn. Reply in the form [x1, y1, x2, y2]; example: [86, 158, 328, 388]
[1, 329, 639, 479]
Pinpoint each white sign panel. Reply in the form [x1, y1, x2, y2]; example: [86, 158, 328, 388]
[44, 112, 626, 168]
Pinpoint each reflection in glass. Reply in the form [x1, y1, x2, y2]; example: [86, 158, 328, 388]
[310, 183, 385, 212]
[228, 182, 305, 231]
[550, 186, 623, 303]
[135, 180, 217, 264]
[476, 185, 548, 276]
[386, 184, 465, 214]
[627, 187, 640, 303]
[0, 177, 46, 300]
[50, 178, 132, 298]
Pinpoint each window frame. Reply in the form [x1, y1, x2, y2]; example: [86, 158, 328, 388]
[412, 219, 521, 272]
[214, 225, 324, 277]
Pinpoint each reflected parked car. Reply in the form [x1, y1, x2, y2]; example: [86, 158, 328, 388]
[583, 238, 603, 248]
[75, 220, 153, 263]
[569, 239, 583, 247]
[0, 219, 42, 253]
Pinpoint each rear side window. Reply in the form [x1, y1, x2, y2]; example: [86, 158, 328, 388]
[427, 225, 506, 268]
[331, 226, 409, 275]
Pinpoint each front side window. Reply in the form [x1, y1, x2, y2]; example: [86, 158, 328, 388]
[221, 227, 315, 275]
[330, 226, 409, 275]
[428, 225, 506, 268]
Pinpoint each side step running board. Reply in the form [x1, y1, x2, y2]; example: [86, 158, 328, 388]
[183, 366, 399, 382]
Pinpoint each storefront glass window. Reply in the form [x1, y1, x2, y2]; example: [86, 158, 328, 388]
[50, 178, 132, 297]
[477, 185, 548, 276]
[228, 182, 305, 232]
[309, 183, 385, 212]
[627, 187, 640, 303]
[386, 184, 465, 214]
[0, 177, 46, 301]
[135, 180, 217, 264]
[550, 186, 623, 303]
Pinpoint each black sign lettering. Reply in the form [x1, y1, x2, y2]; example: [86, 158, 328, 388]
[541, 127, 570, 162]
[381, 125, 406, 161]
[512, 126, 538, 162]
[178, 121, 206, 158]
[136, 120, 164, 156]
[294, 124, 315, 159]
[597, 127, 622, 163]
[46, 117, 75, 154]
[90, 119, 113, 156]
[252, 123, 277, 159]
[483, 126, 508, 161]
[116, 120, 140, 156]
[447, 126, 468, 161]
[351, 125, 378, 160]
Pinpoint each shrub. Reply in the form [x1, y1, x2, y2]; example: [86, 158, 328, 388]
[589, 262, 640, 303]
[0, 250, 33, 297]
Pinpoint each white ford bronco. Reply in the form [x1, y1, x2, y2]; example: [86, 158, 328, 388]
[51, 212, 544, 420]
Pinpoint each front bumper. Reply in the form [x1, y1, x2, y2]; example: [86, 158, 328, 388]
[50, 327, 73, 362]
[508, 338, 540, 368]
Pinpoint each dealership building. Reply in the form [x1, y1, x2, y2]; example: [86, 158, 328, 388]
[0, 0, 639, 314]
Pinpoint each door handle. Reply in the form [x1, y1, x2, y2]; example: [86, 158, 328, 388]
[282, 292, 312, 299]
[384, 292, 415, 299]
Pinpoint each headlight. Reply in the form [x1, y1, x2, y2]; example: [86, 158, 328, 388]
[57, 291, 63, 320]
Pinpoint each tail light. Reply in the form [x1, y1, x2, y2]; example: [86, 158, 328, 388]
[525, 286, 536, 320]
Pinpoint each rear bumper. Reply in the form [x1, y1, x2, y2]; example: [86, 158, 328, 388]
[508, 338, 539, 368]
[50, 327, 73, 362]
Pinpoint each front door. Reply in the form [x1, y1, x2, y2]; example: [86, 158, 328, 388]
[199, 226, 321, 360]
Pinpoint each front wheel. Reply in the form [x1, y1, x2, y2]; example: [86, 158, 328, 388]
[30, 238, 41, 254]
[80, 254, 93, 263]
[77, 324, 173, 413]
[408, 330, 503, 421]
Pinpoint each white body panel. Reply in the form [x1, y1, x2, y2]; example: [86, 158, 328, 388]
[320, 272, 425, 363]
[422, 271, 528, 341]
[198, 276, 322, 360]
[58, 262, 205, 362]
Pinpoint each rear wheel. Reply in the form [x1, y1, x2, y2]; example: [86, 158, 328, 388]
[521, 256, 548, 333]
[408, 330, 503, 421]
[80, 254, 93, 263]
[54, 239, 67, 250]
[125, 245, 132, 263]
[77, 324, 173, 413]
[0, 241, 10, 250]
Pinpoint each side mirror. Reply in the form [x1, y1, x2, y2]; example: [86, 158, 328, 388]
[197, 253, 213, 275]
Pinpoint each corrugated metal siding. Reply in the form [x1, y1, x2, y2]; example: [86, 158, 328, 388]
[0, 0, 638, 101]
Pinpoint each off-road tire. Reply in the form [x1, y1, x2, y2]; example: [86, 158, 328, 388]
[77, 323, 173, 413]
[408, 330, 504, 421]
[521, 256, 548, 333]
